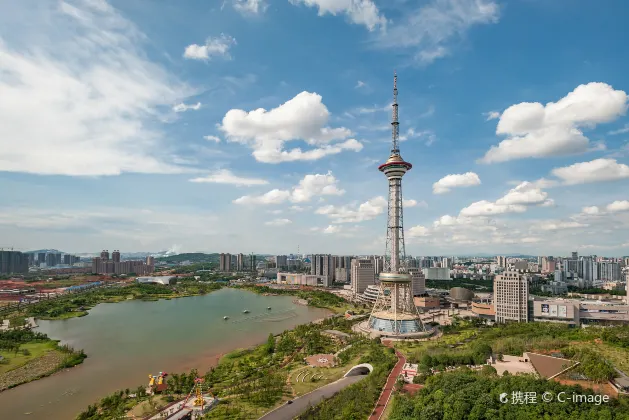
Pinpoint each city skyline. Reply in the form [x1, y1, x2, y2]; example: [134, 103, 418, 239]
[1, 1, 629, 256]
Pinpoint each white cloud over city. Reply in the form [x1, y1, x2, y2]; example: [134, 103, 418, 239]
[219, 92, 363, 163]
[480, 82, 628, 163]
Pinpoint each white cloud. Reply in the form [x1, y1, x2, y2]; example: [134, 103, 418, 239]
[219, 91, 362, 163]
[189, 169, 269, 186]
[433, 172, 481, 194]
[0, 0, 196, 176]
[550, 158, 629, 185]
[459, 200, 527, 217]
[484, 111, 500, 121]
[183, 34, 236, 60]
[173, 102, 201, 112]
[265, 218, 292, 226]
[417, 46, 449, 64]
[495, 182, 551, 206]
[233, 171, 344, 205]
[404, 199, 427, 208]
[608, 124, 629, 135]
[267, 209, 283, 215]
[355, 80, 366, 89]
[356, 103, 391, 114]
[289, 205, 307, 212]
[233, 189, 291, 205]
[458, 182, 552, 217]
[233, 0, 268, 15]
[606, 200, 629, 213]
[323, 225, 341, 234]
[291, 171, 345, 203]
[399, 128, 438, 146]
[480, 83, 629, 163]
[581, 206, 601, 215]
[407, 225, 430, 237]
[375, 0, 500, 65]
[289, 0, 387, 31]
[536, 221, 588, 231]
[316, 196, 387, 223]
[203, 135, 221, 143]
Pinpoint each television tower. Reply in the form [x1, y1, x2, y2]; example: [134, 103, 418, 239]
[367, 72, 425, 336]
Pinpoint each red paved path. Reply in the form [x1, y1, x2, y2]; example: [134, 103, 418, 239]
[369, 341, 406, 420]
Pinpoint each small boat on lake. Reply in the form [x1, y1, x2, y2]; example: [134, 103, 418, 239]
[267, 307, 272, 310]
[223, 316, 229, 320]
[243, 309, 250, 314]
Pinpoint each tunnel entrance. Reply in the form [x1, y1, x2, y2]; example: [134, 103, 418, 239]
[344, 363, 374, 377]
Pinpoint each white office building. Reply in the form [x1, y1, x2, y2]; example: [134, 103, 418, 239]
[494, 271, 529, 323]
[351, 259, 375, 295]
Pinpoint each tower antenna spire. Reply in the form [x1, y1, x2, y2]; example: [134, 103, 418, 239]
[391, 71, 400, 155]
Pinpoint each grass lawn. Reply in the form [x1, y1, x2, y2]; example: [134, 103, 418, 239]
[394, 328, 477, 357]
[0, 341, 58, 374]
[289, 356, 359, 396]
[127, 395, 169, 418]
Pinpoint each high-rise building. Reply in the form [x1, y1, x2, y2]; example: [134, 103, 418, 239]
[0, 250, 29, 274]
[219, 253, 231, 272]
[236, 253, 244, 271]
[371, 255, 384, 277]
[46, 253, 56, 267]
[335, 267, 349, 283]
[63, 254, 71, 265]
[38, 252, 46, 264]
[27, 253, 35, 266]
[275, 255, 288, 270]
[408, 268, 426, 296]
[598, 261, 621, 281]
[311, 254, 334, 279]
[112, 250, 121, 263]
[496, 256, 507, 268]
[579, 256, 596, 286]
[351, 259, 374, 295]
[494, 271, 529, 323]
[146, 256, 155, 267]
[100, 250, 110, 260]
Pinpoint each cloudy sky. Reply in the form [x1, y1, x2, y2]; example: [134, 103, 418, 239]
[1, 0, 628, 256]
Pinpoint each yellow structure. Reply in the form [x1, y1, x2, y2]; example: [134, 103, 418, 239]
[193, 378, 204, 408]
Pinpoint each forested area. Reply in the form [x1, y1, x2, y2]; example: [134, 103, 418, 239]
[390, 370, 629, 420]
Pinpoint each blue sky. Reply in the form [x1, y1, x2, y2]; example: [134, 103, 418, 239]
[1, 0, 629, 256]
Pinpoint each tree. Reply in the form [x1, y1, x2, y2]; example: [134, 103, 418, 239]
[266, 333, 275, 354]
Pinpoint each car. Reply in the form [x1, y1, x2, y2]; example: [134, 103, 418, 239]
[286, 400, 293, 405]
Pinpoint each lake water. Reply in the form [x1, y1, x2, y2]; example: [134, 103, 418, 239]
[0, 288, 330, 420]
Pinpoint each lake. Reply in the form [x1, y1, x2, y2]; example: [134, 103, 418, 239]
[0, 288, 330, 419]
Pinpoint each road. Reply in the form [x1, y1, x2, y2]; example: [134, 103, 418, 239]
[259, 375, 366, 420]
[369, 343, 406, 420]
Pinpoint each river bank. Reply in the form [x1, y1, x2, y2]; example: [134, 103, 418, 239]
[0, 330, 87, 393]
[0, 288, 331, 420]
[75, 307, 356, 420]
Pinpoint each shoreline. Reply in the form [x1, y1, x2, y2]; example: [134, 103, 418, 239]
[0, 288, 336, 420]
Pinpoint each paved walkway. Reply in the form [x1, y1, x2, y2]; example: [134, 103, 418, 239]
[369, 341, 406, 420]
[259, 375, 366, 420]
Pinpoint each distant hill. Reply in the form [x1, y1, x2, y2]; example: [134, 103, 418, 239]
[25, 249, 64, 254]
[155, 253, 220, 263]
[455, 253, 536, 259]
